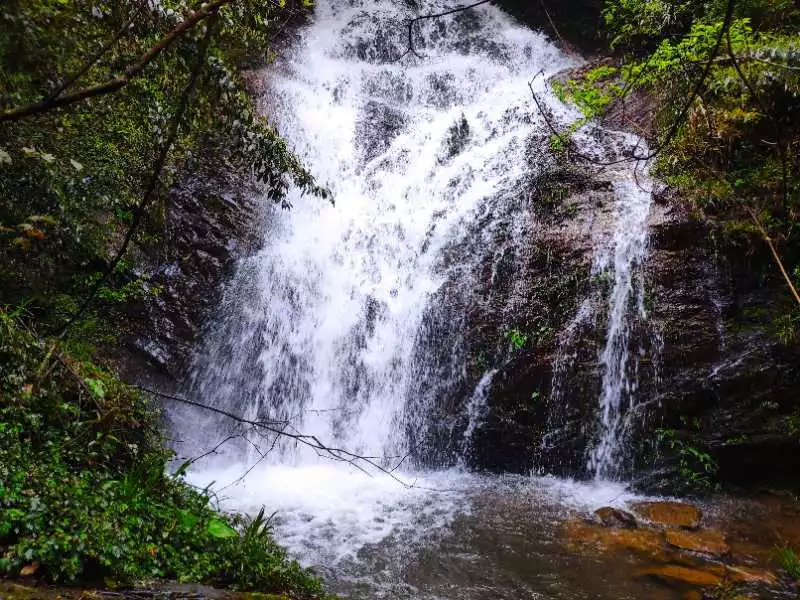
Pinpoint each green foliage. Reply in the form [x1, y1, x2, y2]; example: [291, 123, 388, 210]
[0, 311, 322, 596]
[569, 0, 800, 316]
[775, 544, 800, 581]
[774, 311, 800, 345]
[504, 328, 529, 350]
[0, 0, 327, 337]
[787, 410, 800, 439]
[555, 66, 623, 120]
[656, 426, 719, 492]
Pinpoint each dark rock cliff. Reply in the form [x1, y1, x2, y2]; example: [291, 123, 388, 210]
[117, 155, 265, 386]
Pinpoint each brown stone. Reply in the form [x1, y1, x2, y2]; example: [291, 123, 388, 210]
[725, 565, 778, 585]
[565, 519, 666, 559]
[632, 501, 702, 529]
[665, 529, 729, 556]
[594, 506, 638, 529]
[639, 564, 723, 587]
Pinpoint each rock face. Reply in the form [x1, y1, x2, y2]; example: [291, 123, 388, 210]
[409, 113, 800, 492]
[120, 158, 265, 384]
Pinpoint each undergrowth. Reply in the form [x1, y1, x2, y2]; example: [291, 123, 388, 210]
[0, 310, 323, 596]
[775, 544, 800, 582]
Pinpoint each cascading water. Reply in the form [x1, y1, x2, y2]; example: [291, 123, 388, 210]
[175, 0, 662, 596]
[586, 178, 653, 479]
[181, 0, 577, 474]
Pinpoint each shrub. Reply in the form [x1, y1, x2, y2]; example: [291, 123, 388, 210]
[0, 311, 322, 596]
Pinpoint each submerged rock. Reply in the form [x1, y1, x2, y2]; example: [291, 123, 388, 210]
[632, 502, 702, 530]
[565, 519, 666, 560]
[639, 564, 724, 587]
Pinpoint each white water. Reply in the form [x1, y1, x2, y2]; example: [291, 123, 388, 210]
[183, 0, 576, 467]
[461, 369, 498, 453]
[177, 0, 657, 582]
[588, 178, 653, 479]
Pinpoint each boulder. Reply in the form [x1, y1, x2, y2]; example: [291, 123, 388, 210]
[632, 502, 701, 530]
[565, 519, 666, 560]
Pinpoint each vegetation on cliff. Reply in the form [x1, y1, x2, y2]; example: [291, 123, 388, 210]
[1, 0, 324, 594]
[552, 0, 800, 329]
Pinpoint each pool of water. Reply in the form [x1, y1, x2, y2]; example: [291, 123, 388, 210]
[187, 465, 800, 599]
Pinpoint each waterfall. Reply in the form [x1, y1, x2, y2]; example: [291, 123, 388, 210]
[179, 0, 577, 468]
[175, 0, 656, 569]
[461, 369, 498, 454]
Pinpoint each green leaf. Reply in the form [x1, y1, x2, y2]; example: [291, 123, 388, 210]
[84, 377, 106, 399]
[207, 518, 238, 539]
[177, 509, 201, 530]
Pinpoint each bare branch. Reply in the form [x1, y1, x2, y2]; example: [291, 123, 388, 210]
[394, 0, 493, 61]
[47, 8, 142, 101]
[138, 386, 416, 487]
[747, 207, 800, 307]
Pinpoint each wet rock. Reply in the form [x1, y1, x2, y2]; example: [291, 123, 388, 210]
[639, 564, 724, 587]
[565, 519, 666, 559]
[725, 565, 778, 585]
[118, 154, 265, 385]
[665, 529, 729, 556]
[594, 507, 638, 529]
[632, 502, 702, 530]
[355, 100, 406, 164]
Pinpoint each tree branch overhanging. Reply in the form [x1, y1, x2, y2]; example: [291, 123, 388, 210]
[55, 11, 220, 338]
[137, 386, 417, 487]
[0, 0, 236, 123]
[394, 0, 494, 61]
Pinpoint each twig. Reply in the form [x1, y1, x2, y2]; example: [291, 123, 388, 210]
[537, 0, 578, 58]
[137, 386, 289, 427]
[746, 207, 800, 307]
[395, 0, 493, 61]
[46, 10, 141, 101]
[139, 386, 415, 486]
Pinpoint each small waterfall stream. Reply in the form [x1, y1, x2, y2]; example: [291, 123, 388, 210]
[588, 179, 653, 479]
[175, 0, 663, 596]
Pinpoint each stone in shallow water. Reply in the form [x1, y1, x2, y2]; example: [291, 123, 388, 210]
[665, 529, 729, 556]
[725, 565, 778, 585]
[639, 564, 724, 587]
[632, 501, 702, 529]
[594, 506, 638, 529]
[565, 519, 666, 559]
